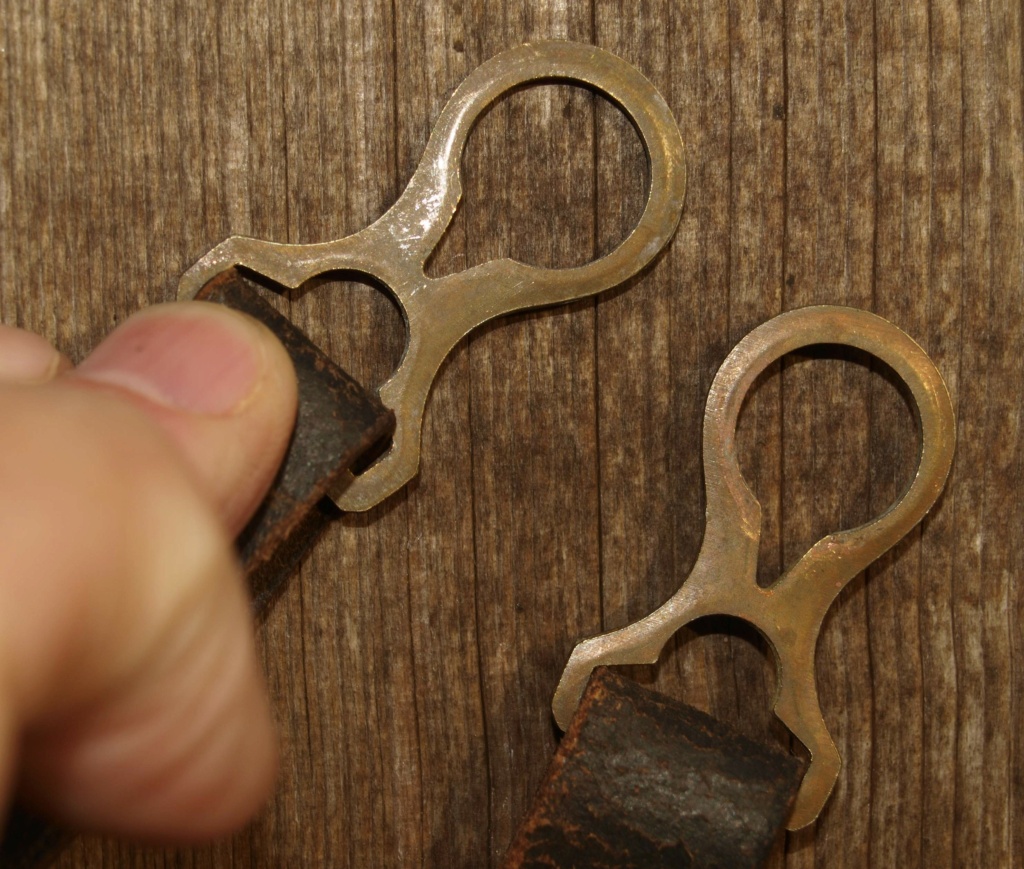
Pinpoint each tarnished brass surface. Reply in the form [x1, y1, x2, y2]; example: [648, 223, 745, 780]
[179, 41, 686, 511]
[551, 306, 956, 830]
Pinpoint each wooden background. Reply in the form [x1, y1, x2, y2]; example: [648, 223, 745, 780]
[1, 0, 1021, 866]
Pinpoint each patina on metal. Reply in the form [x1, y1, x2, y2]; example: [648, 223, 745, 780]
[551, 306, 956, 830]
[178, 40, 687, 512]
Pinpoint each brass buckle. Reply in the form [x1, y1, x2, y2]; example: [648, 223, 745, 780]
[179, 41, 686, 512]
[551, 306, 956, 829]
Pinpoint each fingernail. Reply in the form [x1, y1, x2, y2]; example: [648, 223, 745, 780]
[74, 303, 267, 415]
[0, 325, 64, 384]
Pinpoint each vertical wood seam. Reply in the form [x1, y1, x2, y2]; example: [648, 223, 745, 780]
[1012, 10, 1024, 864]
[590, 0, 605, 636]
[967, 0, 1002, 857]
[950, 5, 967, 858]
[863, 0, 881, 860]
[388, 3, 428, 856]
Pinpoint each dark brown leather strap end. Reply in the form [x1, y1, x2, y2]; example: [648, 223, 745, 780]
[195, 268, 395, 612]
[503, 668, 805, 869]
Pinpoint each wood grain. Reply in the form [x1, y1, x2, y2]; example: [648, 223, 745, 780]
[0, 1, 1020, 866]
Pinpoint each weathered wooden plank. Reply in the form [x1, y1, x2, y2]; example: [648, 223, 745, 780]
[959, 2, 1023, 865]
[0, 1, 1020, 867]
[870, 1, 934, 864]
[916, 4, 964, 864]
[593, 0, 704, 685]
[391, 4, 486, 867]
[647, 0, 736, 719]
[592, 0, 786, 840]
[274, 4, 419, 866]
[779, 3, 879, 869]
[710, 0, 786, 749]
[449, 6, 601, 861]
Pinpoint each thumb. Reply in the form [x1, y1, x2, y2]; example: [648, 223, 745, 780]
[0, 301, 297, 840]
[72, 302, 299, 535]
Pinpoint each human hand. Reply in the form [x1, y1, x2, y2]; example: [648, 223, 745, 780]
[0, 303, 298, 841]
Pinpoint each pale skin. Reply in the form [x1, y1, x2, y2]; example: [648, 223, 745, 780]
[0, 303, 298, 841]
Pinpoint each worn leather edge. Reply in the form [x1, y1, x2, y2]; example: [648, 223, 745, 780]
[502, 667, 806, 869]
[199, 269, 396, 612]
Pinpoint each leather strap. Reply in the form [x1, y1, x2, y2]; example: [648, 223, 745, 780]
[0, 269, 394, 868]
[195, 269, 395, 613]
[503, 668, 805, 869]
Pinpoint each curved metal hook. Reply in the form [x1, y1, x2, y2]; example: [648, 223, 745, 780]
[551, 306, 956, 830]
[178, 41, 687, 511]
